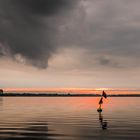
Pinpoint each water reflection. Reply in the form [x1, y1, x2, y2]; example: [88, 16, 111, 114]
[0, 121, 55, 140]
[98, 112, 108, 130]
[0, 97, 3, 111]
[0, 97, 3, 105]
[0, 97, 139, 140]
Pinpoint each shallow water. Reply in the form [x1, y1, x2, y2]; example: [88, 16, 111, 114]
[0, 97, 139, 140]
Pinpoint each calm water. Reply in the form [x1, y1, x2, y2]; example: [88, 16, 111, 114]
[0, 97, 139, 140]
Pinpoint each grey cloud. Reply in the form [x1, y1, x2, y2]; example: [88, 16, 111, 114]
[0, 0, 78, 68]
[12, 0, 75, 16]
[99, 57, 110, 65]
[98, 56, 123, 69]
[57, 0, 140, 69]
[0, 0, 140, 70]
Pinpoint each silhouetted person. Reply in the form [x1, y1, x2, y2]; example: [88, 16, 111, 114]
[97, 91, 108, 130]
[97, 91, 107, 112]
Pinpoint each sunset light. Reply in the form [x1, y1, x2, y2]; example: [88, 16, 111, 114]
[0, 0, 140, 139]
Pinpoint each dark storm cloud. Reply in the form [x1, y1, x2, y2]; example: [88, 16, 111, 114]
[13, 0, 75, 16]
[0, 0, 140, 70]
[0, 0, 77, 68]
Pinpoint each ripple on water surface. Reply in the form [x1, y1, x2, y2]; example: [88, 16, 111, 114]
[0, 97, 139, 140]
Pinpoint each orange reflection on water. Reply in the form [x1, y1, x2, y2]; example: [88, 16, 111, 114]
[0, 96, 139, 125]
[3, 96, 137, 107]
[2, 97, 140, 115]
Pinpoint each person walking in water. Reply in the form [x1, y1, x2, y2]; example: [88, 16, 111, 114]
[97, 90, 107, 112]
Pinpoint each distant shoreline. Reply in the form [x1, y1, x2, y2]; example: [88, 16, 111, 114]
[0, 93, 140, 97]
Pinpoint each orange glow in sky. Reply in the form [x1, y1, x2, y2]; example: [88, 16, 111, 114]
[2, 87, 140, 94]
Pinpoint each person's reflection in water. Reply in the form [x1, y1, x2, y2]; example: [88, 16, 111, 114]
[0, 97, 3, 110]
[99, 112, 108, 130]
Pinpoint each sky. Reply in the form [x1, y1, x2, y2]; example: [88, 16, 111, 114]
[0, 0, 140, 89]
